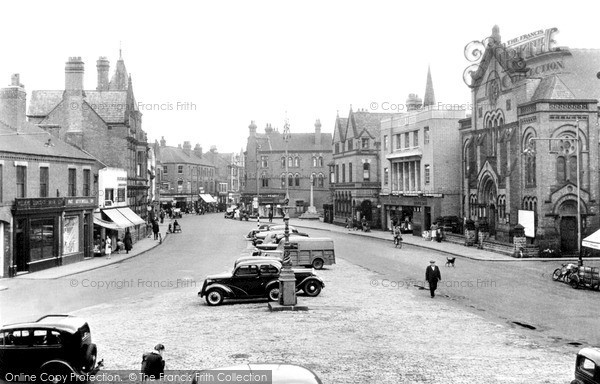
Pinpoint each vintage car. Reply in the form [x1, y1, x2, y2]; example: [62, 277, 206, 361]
[0, 314, 101, 378]
[193, 363, 323, 384]
[199, 259, 324, 306]
[253, 226, 299, 245]
[246, 223, 277, 239]
[571, 347, 600, 384]
[252, 237, 335, 270]
[255, 231, 310, 250]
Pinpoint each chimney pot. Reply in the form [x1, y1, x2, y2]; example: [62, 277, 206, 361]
[0, 74, 26, 131]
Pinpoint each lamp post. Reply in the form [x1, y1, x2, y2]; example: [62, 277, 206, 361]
[255, 140, 261, 228]
[526, 119, 582, 265]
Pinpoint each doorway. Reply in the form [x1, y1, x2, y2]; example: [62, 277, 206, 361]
[560, 216, 578, 252]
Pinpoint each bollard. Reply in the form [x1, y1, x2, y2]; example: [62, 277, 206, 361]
[159, 233, 162, 244]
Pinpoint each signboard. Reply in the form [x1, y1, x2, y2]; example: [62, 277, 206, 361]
[518, 210, 535, 238]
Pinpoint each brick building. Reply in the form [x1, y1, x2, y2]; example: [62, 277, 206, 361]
[380, 72, 466, 232]
[155, 138, 216, 210]
[461, 26, 600, 253]
[0, 75, 99, 277]
[331, 107, 398, 227]
[27, 54, 149, 240]
[243, 120, 332, 218]
[203, 147, 245, 208]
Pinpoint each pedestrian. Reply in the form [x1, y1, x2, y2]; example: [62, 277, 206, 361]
[430, 223, 437, 242]
[115, 238, 124, 254]
[105, 235, 112, 260]
[436, 226, 443, 243]
[425, 260, 441, 298]
[268, 208, 273, 223]
[124, 229, 133, 254]
[141, 343, 165, 380]
[160, 210, 165, 224]
[152, 220, 160, 240]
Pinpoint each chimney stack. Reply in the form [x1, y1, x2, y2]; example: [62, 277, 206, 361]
[194, 143, 203, 158]
[96, 57, 110, 91]
[160, 136, 166, 147]
[64, 57, 85, 147]
[65, 57, 85, 91]
[249, 120, 257, 137]
[183, 141, 192, 155]
[0, 74, 26, 131]
[314, 119, 322, 145]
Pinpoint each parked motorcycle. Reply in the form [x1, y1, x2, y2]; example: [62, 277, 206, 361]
[552, 263, 579, 283]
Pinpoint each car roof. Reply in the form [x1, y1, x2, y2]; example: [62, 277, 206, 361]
[236, 259, 282, 269]
[579, 348, 600, 363]
[2, 315, 87, 333]
[200, 364, 322, 383]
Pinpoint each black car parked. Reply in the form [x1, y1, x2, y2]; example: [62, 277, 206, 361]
[0, 315, 100, 379]
[199, 260, 325, 306]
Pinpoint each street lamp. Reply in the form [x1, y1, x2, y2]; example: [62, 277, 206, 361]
[525, 119, 582, 265]
[255, 140, 261, 228]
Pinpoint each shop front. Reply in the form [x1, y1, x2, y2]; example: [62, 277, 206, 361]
[240, 193, 286, 218]
[93, 206, 146, 253]
[11, 197, 96, 276]
[380, 193, 444, 234]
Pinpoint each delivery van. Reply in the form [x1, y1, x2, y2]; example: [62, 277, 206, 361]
[253, 237, 335, 269]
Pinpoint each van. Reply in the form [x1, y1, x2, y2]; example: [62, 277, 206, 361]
[254, 237, 335, 269]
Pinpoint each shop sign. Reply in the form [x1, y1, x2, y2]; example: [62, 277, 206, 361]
[414, 198, 428, 206]
[66, 197, 96, 206]
[15, 198, 64, 210]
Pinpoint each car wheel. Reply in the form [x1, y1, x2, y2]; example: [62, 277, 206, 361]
[312, 258, 324, 270]
[304, 280, 322, 297]
[552, 268, 562, 281]
[268, 286, 280, 301]
[206, 289, 224, 306]
[569, 276, 580, 289]
[81, 344, 97, 372]
[41, 364, 74, 384]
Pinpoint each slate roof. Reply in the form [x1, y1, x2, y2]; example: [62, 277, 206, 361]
[254, 131, 332, 153]
[28, 90, 63, 117]
[347, 110, 397, 140]
[532, 75, 575, 101]
[158, 146, 214, 167]
[555, 49, 600, 101]
[333, 117, 348, 143]
[0, 121, 96, 161]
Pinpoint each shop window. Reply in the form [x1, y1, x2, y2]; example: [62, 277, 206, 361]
[68, 168, 77, 197]
[83, 169, 90, 197]
[40, 167, 49, 198]
[29, 218, 55, 262]
[16, 165, 27, 198]
[117, 188, 126, 202]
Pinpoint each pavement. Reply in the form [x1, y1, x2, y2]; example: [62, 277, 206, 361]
[288, 218, 600, 263]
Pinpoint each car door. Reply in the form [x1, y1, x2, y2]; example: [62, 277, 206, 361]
[232, 265, 262, 297]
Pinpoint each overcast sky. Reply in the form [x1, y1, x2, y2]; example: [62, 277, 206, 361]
[1, 1, 599, 153]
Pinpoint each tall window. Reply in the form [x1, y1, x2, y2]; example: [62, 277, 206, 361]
[348, 140, 353, 151]
[396, 134, 401, 149]
[295, 173, 300, 186]
[348, 162, 353, 182]
[318, 173, 324, 188]
[363, 163, 370, 181]
[312, 157, 317, 167]
[288, 157, 293, 167]
[178, 165, 183, 174]
[384, 167, 389, 185]
[413, 131, 419, 147]
[117, 188, 126, 202]
[404, 133, 410, 148]
[335, 165, 339, 183]
[424, 127, 430, 144]
[424, 164, 431, 184]
[335, 143, 340, 154]
[288, 173, 293, 187]
[0, 164, 2, 201]
[280, 174, 286, 188]
[261, 156, 269, 168]
[294, 157, 300, 167]
[281, 157, 286, 167]
[83, 169, 90, 197]
[16, 165, 26, 198]
[177, 180, 183, 192]
[383, 135, 388, 151]
[163, 165, 168, 174]
[68, 168, 76, 197]
[261, 172, 269, 187]
[361, 138, 369, 149]
[137, 152, 143, 177]
[311, 173, 316, 186]
[318, 157, 323, 167]
[40, 167, 49, 197]
[524, 133, 536, 186]
[105, 188, 114, 202]
[342, 164, 346, 183]
[330, 166, 335, 184]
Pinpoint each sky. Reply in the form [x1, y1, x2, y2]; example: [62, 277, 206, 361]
[1, 0, 599, 153]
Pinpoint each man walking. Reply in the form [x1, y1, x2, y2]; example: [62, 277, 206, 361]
[141, 343, 165, 380]
[425, 260, 441, 298]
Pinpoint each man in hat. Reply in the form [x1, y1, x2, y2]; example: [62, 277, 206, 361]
[141, 343, 165, 380]
[425, 260, 441, 298]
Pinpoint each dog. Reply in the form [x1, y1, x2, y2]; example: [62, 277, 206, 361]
[445, 257, 456, 267]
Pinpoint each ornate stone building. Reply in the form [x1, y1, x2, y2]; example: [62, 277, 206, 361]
[460, 26, 600, 253]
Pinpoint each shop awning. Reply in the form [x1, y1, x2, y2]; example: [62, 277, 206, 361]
[93, 212, 122, 230]
[200, 194, 217, 203]
[102, 208, 136, 228]
[583, 229, 600, 250]
[118, 207, 146, 226]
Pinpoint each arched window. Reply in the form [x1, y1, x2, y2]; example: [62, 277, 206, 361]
[294, 157, 300, 167]
[318, 157, 323, 167]
[312, 157, 317, 167]
[524, 132, 536, 186]
[288, 157, 293, 167]
[261, 171, 268, 187]
[295, 173, 300, 186]
[280, 173, 286, 188]
[318, 173, 324, 188]
[311, 173, 316, 186]
[363, 163, 370, 181]
[568, 156, 578, 182]
[281, 157, 286, 168]
[288, 173, 293, 187]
